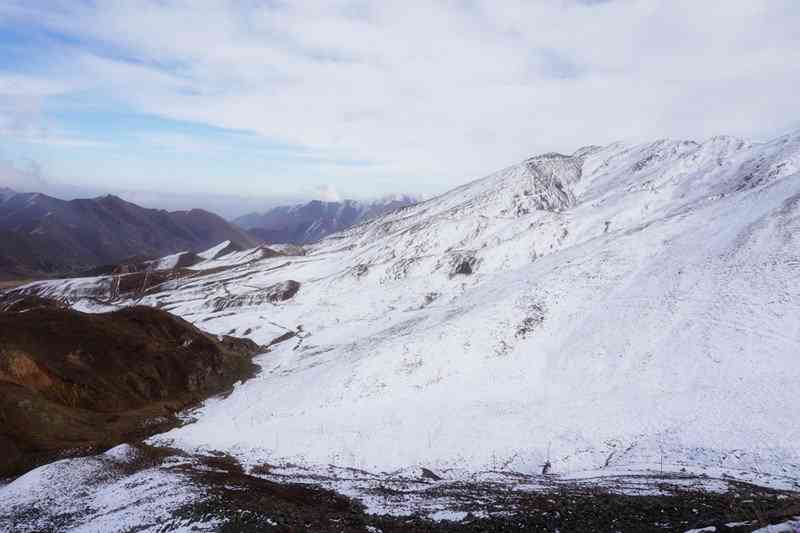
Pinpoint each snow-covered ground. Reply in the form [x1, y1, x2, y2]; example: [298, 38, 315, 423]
[151, 250, 191, 270]
[0, 445, 211, 532]
[6, 442, 794, 531]
[8, 132, 800, 490]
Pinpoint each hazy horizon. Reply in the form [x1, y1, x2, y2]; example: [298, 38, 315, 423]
[0, 169, 423, 219]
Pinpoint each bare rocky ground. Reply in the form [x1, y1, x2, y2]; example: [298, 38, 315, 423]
[175, 458, 800, 532]
[0, 279, 33, 290]
[0, 297, 262, 477]
[2, 442, 798, 532]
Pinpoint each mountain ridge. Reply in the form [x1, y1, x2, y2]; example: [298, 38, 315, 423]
[0, 192, 257, 280]
[140, 130, 800, 479]
[5, 130, 800, 520]
[235, 195, 418, 244]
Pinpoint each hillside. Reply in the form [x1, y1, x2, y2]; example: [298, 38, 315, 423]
[235, 195, 417, 244]
[0, 193, 258, 280]
[138, 132, 799, 482]
[4, 131, 800, 528]
[0, 298, 261, 477]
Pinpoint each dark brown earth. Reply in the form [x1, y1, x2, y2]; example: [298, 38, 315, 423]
[212, 279, 301, 312]
[0, 301, 262, 477]
[0, 246, 290, 309]
[40, 444, 796, 533]
[174, 454, 800, 533]
[2, 441, 798, 532]
[0, 279, 35, 290]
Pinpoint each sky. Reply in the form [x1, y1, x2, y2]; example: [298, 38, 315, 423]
[1, 0, 799, 210]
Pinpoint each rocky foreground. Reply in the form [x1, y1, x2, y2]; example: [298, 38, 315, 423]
[2, 442, 799, 532]
[0, 296, 261, 477]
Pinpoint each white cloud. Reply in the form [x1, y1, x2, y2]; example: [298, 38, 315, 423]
[0, 76, 51, 140]
[2, 0, 800, 195]
[0, 158, 48, 192]
[313, 184, 342, 202]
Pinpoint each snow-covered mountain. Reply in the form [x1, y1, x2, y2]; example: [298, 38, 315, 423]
[234, 195, 418, 244]
[0, 187, 16, 202]
[7, 131, 800, 489]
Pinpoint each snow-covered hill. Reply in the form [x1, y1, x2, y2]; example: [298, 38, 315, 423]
[9, 131, 800, 487]
[0, 187, 16, 202]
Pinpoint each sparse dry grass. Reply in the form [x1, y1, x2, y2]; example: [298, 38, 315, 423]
[0, 349, 55, 390]
[0, 280, 32, 290]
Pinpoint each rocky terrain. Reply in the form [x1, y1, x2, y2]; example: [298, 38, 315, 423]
[0, 297, 263, 477]
[3, 442, 799, 532]
[236, 196, 417, 245]
[2, 131, 800, 531]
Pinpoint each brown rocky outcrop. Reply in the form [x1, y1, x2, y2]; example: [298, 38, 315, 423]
[0, 303, 262, 477]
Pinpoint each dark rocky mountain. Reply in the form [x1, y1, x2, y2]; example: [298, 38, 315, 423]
[0, 298, 262, 476]
[0, 192, 258, 280]
[235, 195, 417, 244]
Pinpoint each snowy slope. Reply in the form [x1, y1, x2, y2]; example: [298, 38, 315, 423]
[197, 240, 232, 260]
[11, 131, 800, 486]
[150, 250, 192, 270]
[0, 445, 204, 532]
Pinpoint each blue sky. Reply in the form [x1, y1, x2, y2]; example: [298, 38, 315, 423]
[0, 19, 370, 198]
[0, 2, 385, 201]
[1, 1, 799, 209]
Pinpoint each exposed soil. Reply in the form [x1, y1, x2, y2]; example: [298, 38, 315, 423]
[447, 252, 479, 278]
[0, 279, 35, 290]
[0, 302, 263, 477]
[0, 294, 69, 313]
[76, 254, 157, 277]
[17, 443, 794, 533]
[211, 279, 301, 312]
[174, 455, 800, 533]
[177, 462, 800, 532]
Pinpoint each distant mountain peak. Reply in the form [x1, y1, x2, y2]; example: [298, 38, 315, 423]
[0, 191, 257, 279]
[235, 195, 419, 245]
[374, 192, 420, 204]
[0, 187, 16, 202]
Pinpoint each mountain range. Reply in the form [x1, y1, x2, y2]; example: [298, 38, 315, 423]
[141, 132, 798, 481]
[234, 195, 418, 244]
[3, 130, 800, 529]
[0, 191, 257, 280]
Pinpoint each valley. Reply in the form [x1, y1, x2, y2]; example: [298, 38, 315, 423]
[2, 131, 799, 530]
